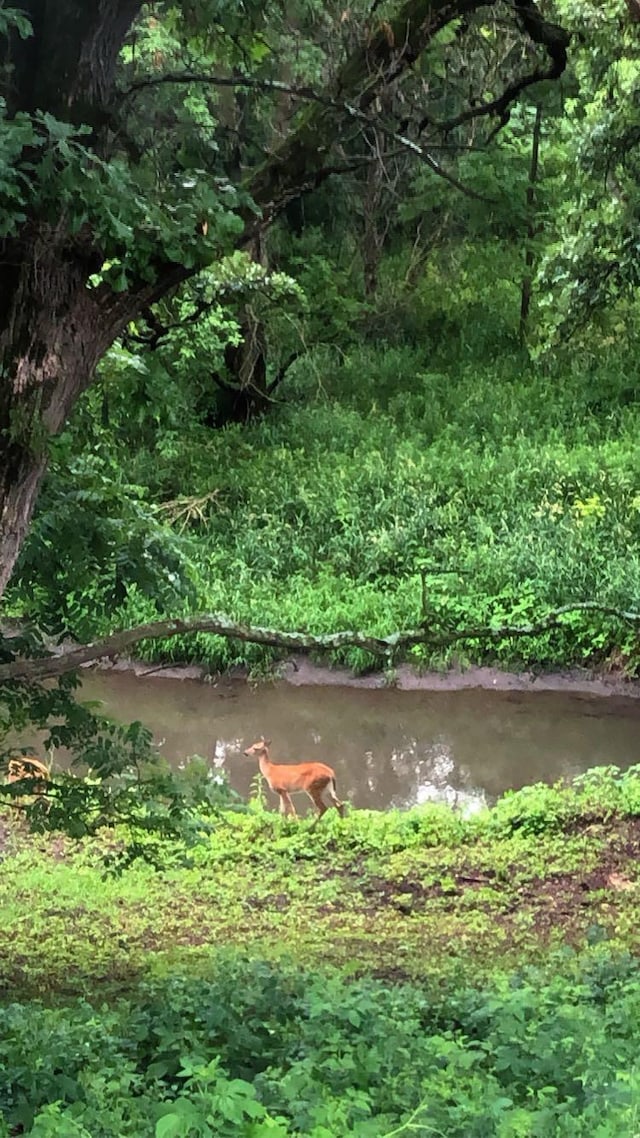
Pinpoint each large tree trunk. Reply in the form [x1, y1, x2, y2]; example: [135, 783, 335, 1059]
[0, 232, 120, 593]
[3, 0, 143, 121]
[0, 459, 47, 599]
[0, 0, 146, 595]
[0, 217, 185, 594]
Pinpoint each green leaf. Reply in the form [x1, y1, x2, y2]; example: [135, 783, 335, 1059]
[155, 1115, 185, 1138]
[0, 7, 32, 39]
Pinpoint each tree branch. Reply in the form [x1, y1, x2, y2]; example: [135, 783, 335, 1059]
[121, 69, 493, 204]
[113, 0, 569, 314]
[119, 72, 340, 107]
[422, 0, 570, 138]
[2, 602, 638, 683]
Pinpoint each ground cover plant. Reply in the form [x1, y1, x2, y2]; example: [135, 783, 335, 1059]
[3, 952, 640, 1137]
[5, 766, 640, 998]
[2, 768, 640, 1136]
[13, 335, 640, 676]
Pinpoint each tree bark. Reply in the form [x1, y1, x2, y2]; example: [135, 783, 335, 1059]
[0, 224, 184, 594]
[3, 0, 144, 121]
[0, 0, 146, 593]
[0, 231, 101, 593]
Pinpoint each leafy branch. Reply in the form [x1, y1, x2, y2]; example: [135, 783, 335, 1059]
[121, 70, 493, 201]
[2, 602, 639, 682]
[422, 0, 570, 139]
[118, 0, 569, 210]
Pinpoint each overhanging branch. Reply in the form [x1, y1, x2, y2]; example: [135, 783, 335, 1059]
[2, 602, 638, 683]
[115, 0, 569, 307]
[119, 72, 339, 107]
[120, 70, 493, 203]
[425, 0, 570, 137]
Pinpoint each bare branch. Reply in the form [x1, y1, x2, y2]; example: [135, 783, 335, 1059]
[348, 109, 495, 201]
[2, 602, 638, 683]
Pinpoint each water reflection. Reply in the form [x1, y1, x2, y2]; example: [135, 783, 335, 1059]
[212, 737, 243, 769]
[71, 673, 640, 813]
[388, 737, 488, 814]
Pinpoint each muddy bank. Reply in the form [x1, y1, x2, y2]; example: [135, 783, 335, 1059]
[95, 652, 640, 698]
[4, 616, 640, 696]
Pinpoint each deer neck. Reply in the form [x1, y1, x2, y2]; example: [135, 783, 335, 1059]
[257, 751, 273, 780]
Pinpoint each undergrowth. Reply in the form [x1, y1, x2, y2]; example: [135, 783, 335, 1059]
[2, 766, 640, 990]
[3, 769, 640, 1135]
[3, 950, 640, 1136]
[10, 342, 640, 674]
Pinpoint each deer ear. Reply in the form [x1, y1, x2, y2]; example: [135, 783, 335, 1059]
[265, 738, 272, 747]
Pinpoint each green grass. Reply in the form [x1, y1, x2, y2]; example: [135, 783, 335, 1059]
[5, 769, 640, 1135]
[4, 767, 640, 1001]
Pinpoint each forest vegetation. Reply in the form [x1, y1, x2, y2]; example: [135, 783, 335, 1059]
[2, 2, 640, 1135]
[2, 0, 640, 682]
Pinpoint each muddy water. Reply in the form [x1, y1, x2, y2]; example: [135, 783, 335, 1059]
[76, 672, 640, 814]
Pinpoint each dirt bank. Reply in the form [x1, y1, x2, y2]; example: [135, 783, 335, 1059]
[96, 653, 640, 697]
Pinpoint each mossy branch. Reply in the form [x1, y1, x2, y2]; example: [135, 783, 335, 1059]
[2, 601, 639, 682]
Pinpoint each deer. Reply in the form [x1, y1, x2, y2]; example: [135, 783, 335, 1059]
[242, 736, 346, 819]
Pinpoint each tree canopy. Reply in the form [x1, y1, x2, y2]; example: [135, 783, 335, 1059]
[0, 0, 570, 595]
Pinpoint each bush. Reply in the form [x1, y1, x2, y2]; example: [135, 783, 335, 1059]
[3, 950, 640, 1136]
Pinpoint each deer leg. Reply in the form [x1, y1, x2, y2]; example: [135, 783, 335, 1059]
[306, 783, 328, 818]
[278, 790, 297, 817]
[327, 778, 346, 818]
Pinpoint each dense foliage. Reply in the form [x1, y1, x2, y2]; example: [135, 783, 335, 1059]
[0, 0, 573, 596]
[4, 953, 640, 1137]
[11, 332, 640, 674]
[2, 3, 639, 675]
[3, 6, 640, 1136]
[3, 770, 640, 1136]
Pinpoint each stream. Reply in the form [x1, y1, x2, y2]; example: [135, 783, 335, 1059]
[76, 671, 640, 814]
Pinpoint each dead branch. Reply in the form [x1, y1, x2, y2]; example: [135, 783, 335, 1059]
[1, 602, 638, 683]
